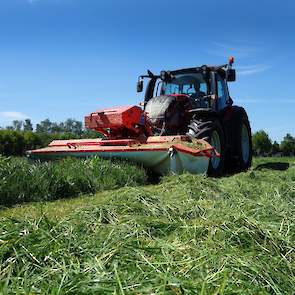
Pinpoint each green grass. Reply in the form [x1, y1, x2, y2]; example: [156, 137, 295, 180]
[0, 157, 295, 294]
[0, 156, 147, 207]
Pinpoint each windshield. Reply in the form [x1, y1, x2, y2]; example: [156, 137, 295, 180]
[160, 73, 208, 96]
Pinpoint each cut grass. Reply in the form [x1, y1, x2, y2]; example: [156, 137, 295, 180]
[0, 157, 294, 294]
[0, 156, 147, 207]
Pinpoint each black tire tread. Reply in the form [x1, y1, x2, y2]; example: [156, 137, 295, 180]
[187, 118, 226, 176]
[229, 108, 253, 172]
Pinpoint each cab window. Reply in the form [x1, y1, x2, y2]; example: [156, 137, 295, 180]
[217, 75, 229, 110]
[160, 73, 208, 96]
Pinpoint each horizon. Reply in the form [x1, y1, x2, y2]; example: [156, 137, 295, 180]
[0, 0, 294, 142]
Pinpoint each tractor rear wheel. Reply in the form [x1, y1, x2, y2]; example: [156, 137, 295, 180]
[231, 110, 252, 171]
[187, 118, 226, 176]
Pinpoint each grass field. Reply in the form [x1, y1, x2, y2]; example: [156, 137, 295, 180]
[0, 157, 294, 294]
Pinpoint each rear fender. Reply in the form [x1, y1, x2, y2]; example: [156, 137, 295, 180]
[189, 110, 220, 130]
[188, 108, 218, 119]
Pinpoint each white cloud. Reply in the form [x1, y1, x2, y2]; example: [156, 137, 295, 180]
[236, 64, 272, 75]
[206, 42, 272, 75]
[0, 111, 29, 120]
[207, 42, 262, 59]
[27, 0, 61, 4]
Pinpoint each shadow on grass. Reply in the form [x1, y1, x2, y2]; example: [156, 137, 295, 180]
[254, 162, 289, 171]
[146, 169, 161, 184]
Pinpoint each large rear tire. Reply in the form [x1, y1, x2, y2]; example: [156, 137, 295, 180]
[231, 111, 253, 171]
[187, 118, 226, 176]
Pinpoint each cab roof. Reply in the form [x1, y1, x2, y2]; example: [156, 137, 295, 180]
[168, 64, 229, 76]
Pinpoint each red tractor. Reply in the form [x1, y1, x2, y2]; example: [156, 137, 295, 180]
[134, 57, 252, 175]
[29, 58, 252, 176]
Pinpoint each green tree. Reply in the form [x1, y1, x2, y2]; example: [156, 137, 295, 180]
[64, 119, 83, 135]
[12, 120, 23, 131]
[36, 119, 52, 133]
[271, 141, 281, 154]
[252, 130, 272, 155]
[23, 119, 33, 131]
[280, 133, 295, 156]
[50, 122, 63, 133]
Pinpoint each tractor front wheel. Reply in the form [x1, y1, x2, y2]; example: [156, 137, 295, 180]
[187, 118, 226, 176]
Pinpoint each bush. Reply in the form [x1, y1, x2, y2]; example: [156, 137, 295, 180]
[0, 130, 25, 156]
[0, 156, 147, 207]
[0, 130, 101, 157]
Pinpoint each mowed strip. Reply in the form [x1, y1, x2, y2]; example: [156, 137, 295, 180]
[0, 158, 294, 294]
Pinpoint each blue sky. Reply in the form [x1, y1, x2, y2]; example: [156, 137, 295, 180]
[0, 0, 294, 142]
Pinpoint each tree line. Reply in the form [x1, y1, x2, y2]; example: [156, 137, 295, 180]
[0, 118, 99, 156]
[6, 118, 84, 134]
[252, 130, 295, 156]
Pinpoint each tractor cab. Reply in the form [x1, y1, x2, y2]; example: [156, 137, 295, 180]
[137, 57, 236, 113]
[136, 58, 236, 136]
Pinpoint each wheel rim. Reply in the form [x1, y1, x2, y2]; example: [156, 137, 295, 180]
[210, 130, 221, 169]
[241, 124, 250, 163]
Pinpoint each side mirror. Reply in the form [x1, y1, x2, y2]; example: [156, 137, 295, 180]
[137, 80, 143, 92]
[227, 69, 236, 82]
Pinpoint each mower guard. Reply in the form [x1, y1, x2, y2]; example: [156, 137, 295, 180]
[27, 136, 216, 175]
